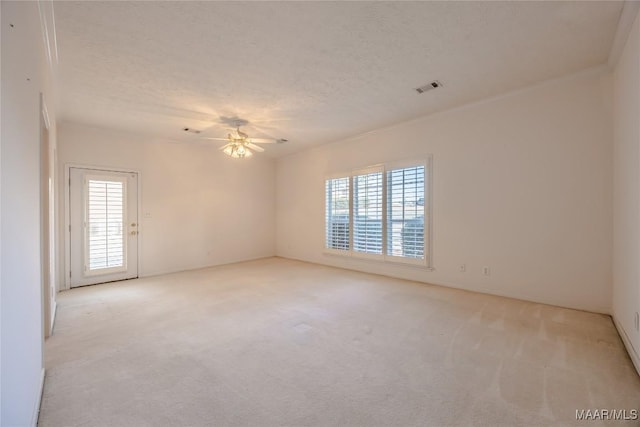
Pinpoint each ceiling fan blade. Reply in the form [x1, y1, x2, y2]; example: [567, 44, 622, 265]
[246, 142, 265, 152]
[202, 137, 231, 142]
[248, 138, 277, 144]
[219, 143, 233, 151]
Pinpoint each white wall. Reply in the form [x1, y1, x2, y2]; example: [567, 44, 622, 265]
[277, 68, 613, 313]
[1, 1, 58, 425]
[612, 8, 640, 371]
[57, 122, 276, 284]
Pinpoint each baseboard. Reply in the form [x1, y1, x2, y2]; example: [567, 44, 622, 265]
[31, 368, 45, 427]
[139, 255, 277, 279]
[612, 315, 640, 377]
[279, 253, 611, 314]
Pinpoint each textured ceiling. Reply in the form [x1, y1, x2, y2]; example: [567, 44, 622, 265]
[54, 1, 624, 157]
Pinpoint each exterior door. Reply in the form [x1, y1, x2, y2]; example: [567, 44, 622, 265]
[69, 167, 138, 287]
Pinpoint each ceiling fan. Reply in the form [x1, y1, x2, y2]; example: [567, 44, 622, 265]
[201, 125, 286, 158]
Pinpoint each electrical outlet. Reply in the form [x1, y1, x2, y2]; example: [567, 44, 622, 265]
[483, 266, 491, 276]
[459, 264, 466, 272]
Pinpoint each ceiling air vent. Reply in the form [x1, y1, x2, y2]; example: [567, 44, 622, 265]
[415, 81, 442, 94]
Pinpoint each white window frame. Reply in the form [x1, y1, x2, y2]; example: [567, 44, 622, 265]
[83, 174, 128, 276]
[351, 165, 385, 261]
[324, 173, 352, 256]
[323, 156, 433, 269]
[384, 158, 431, 267]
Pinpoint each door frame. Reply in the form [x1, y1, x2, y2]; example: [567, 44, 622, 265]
[40, 94, 55, 339]
[63, 164, 143, 291]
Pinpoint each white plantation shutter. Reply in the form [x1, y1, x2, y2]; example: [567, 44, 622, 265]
[325, 177, 350, 251]
[85, 177, 127, 273]
[323, 159, 431, 267]
[353, 169, 383, 255]
[386, 166, 425, 260]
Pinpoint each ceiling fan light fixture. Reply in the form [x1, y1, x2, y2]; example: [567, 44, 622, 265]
[224, 143, 253, 159]
[213, 122, 284, 158]
[233, 146, 252, 158]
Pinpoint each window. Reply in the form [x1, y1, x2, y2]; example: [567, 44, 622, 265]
[387, 166, 425, 260]
[353, 169, 383, 256]
[85, 176, 127, 273]
[325, 177, 350, 251]
[324, 159, 431, 267]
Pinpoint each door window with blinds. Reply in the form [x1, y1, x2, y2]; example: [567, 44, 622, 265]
[84, 175, 127, 275]
[324, 159, 431, 266]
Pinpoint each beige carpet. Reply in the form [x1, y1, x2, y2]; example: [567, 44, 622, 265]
[39, 257, 639, 426]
